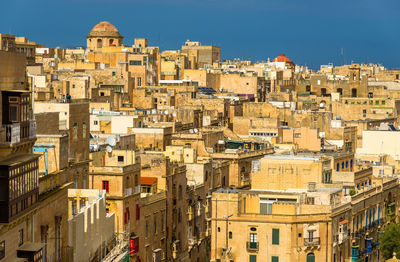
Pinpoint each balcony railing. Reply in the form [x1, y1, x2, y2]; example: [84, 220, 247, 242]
[2, 120, 36, 145]
[246, 241, 259, 251]
[304, 237, 320, 246]
[125, 187, 132, 197]
[4, 123, 20, 144]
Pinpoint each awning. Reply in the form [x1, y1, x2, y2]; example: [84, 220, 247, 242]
[141, 177, 157, 186]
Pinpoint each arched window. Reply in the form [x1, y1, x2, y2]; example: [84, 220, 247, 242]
[336, 163, 340, 171]
[342, 162, 345, 170]
[350, 160, 353, 171]
[97, 39, 102, 48]
[307, 253, 315, 262]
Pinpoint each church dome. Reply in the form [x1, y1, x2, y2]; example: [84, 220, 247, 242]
[87, 21, 122, 38]
[273, 54, 294, 64]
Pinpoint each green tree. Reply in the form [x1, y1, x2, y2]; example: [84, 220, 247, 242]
[379, 223, 400, 259]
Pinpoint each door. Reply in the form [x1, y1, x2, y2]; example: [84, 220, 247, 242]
[307, 253, 315, 262]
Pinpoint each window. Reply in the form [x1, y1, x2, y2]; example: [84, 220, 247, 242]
[100, 92, 105, 96]
[118, 156, 124, 162]
[136, 204, 140, 220]
[250, 233, 257, 244]
[8, 96, 20, 123]
[102, 180, 109, 193]
[18, 229, 23, 246]
[229, 231, 232, 239]
[124, 208, 130, 224]
[137, 77, 142, 87]
[271, 256, 279, 262]
[161, 212, 164, 232]
[72, 84, 75, 89]
[249, 255, 257, 262]
[272, 228, 279, 245]
[179, 185, 182, 200]
[129, 60, 142, 66]
[0, 241, 4, 259]
[145, 220, 149, 237]
[73, 122, 78, 141]
[336, 163, 339, 171]
[154, 215, 157, 234]
[94, 120, 98, 125]
[82, 122, 87, 139]
[307, 230, 314, 241]
[260, 199, 273, 214]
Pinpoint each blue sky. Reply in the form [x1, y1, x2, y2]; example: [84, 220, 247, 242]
[2, 0, 399, 70]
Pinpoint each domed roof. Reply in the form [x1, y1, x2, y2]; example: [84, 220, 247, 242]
[272, 54, 294, 64]
[87, 21, 123, 38]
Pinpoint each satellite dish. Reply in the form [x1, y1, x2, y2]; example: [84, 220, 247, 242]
[106, 146, 113, 153]
[164, 110, 169, 115]
[172, 112, 176, 117]
[189, 129, 194, 134]
[107, 136, 116, 146]
[194, 128, 198, 133]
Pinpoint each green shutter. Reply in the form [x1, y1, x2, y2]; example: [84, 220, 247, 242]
[249, 255, 257, 262]
[306, 253, 315, 262]
[271, 256, 279, 262]
[272, 228, 279, 245]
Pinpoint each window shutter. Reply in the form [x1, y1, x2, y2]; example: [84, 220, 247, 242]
[136, 204, 140, 220]
[272, 228, 279, 245]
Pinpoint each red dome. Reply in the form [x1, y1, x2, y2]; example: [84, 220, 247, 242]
[272, 54, 294, 64]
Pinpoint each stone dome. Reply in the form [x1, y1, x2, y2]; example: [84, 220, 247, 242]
[87, 21, 122, 38]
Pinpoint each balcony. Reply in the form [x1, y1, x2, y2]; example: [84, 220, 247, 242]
[2, 120, 36, 145]
[125, 187, 132, 197]
[246, 241, 259, 251]
[304, 237, 320, 246]
[338, 232, 348, 244]
[4, 123, 20, 144]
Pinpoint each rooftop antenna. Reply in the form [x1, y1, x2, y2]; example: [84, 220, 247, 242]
[341, 47, 346, 65]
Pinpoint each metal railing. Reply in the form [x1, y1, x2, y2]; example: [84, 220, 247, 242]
[246, 241, 259, 251]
